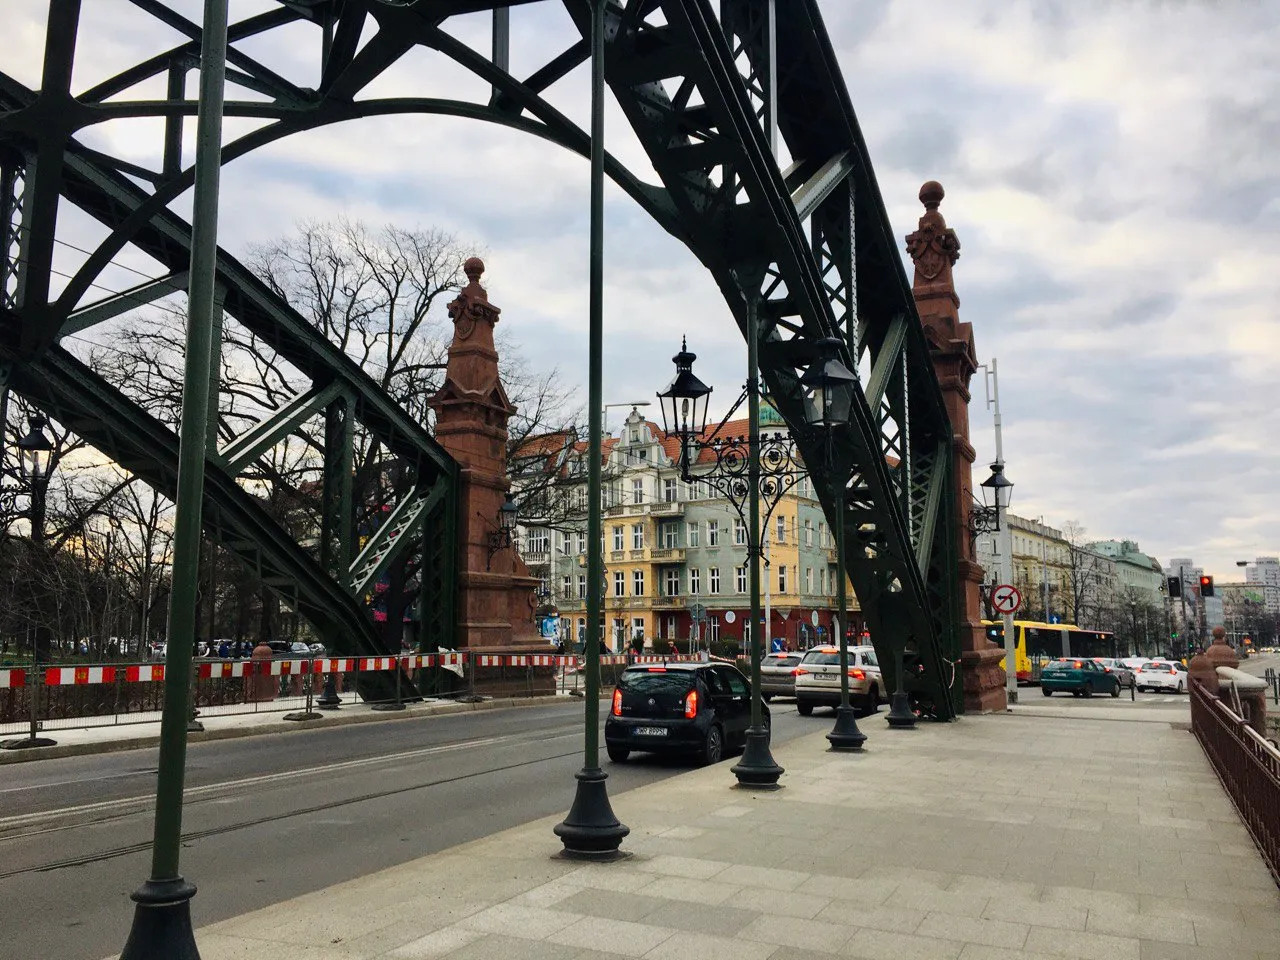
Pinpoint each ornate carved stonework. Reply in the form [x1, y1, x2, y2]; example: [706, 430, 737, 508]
[906, 181, 1005, 713]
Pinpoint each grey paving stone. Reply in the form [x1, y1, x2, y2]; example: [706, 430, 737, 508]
[738, 913, 859, 953]
[547, 916, 675, 957]
[842, 927, 965, 960]
[643, 930, 779, 960]
[1024, 925, 1142, 960]
[916, 912, 1030, 949]
[636, 897, 760, 937]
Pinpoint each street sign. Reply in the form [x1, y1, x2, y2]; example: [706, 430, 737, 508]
[991, 584, 1022, 615]
[689, 602, 708, 622]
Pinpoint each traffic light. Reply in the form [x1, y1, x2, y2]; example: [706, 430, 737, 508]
[1199, 575, 1214, 597]
[1166, 576, 1181, 598]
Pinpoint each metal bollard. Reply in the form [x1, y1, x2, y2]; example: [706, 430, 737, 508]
[317, 659, 342, 709]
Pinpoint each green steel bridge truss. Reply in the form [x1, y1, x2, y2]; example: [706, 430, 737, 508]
[0, 0, 961, 718]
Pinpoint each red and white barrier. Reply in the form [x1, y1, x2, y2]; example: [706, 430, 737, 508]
[127, 664, 166, 682]
[44, 666, 116, 686]
[197, 661, 248, 679]
[0, 668, 25, 688]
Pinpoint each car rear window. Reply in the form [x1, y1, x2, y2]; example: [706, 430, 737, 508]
[801, 651, 842, 665]
[1042, 660, 1070, 671]
[618, 670, 694, 696]
[767, 655, 800, 666]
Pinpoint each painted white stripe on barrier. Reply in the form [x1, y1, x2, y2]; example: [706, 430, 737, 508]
[0, 669, 24, 688]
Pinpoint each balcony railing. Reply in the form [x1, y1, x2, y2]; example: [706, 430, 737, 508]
[651, 547, 686, 562]
[651, 501, 684, 516]
[653, 595, 686, 609]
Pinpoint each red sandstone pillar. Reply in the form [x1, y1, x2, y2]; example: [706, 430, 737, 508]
[428, 259, 541, 663]
[905, 182, 1006, 712]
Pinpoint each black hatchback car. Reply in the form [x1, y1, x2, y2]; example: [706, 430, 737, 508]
[605, 662, 768, 765]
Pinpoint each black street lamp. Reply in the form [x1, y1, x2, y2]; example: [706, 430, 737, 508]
[0, 414, 57, 751]
[656, 333, 786, 788]
[799, 339, 866, 750]
[485, 492, 520, 570]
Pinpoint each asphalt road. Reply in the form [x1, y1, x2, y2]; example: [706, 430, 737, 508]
[0, 699, 816, 960]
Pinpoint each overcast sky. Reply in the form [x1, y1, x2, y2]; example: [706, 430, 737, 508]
[3, 0, 1277, 579]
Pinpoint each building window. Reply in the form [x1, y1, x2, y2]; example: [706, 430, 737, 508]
[577, 617, 586, 642]
[632, 524, 644, 550]
[804, 518, 814, 546]
[576, 532, 587, 554]
[561, 531, 572, 553]
[561, 575, 571, 598]
[818, 522, 826, 547]
[526, 527, 549, 553]
[687, 522, 700, 547]
[632, 617, 645, 640]
[805, 567, 813, 593]
[613, 571, 625, 597]
[633, 570, 645, 596]
[708, 520, 719, 546]
[632, 478, 644, 504]
[690, 568, 701, 594]
[630, 429, 640, 444]
[776, 515, 786, 543]
[662, 522, 679, 549]
[709, 567, 720, 594]
[736, 566, 747, 593]
[665, 569, 680, 596]
[577, 575, 587, 599]
[734, 517, 747, 546]
[820, 567, 828, 593]
[663, 478, 678, 502]
[612, 526, 623, 551]
[778, 565, 788, 593]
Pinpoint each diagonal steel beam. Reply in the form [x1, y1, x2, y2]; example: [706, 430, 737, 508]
[349, 484, 445, 596]
[219, 381, 344, 474]
[865, 312, 906, 411]
[60, 270, 189, 336]
[914, 443, 948, 574]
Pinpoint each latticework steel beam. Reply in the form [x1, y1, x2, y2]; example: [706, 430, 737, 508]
[0, 0, 961, 715]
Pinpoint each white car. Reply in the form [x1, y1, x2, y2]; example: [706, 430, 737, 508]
[1135, 660, 1187, 693]
[794, 645, 883, 715]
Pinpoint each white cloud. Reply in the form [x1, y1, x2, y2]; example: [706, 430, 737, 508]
[2, 0, 1276, 581]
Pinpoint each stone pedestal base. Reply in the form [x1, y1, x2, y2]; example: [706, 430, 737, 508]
[960, 646, 1007, 713]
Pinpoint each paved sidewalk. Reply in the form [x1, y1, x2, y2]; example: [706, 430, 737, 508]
[126, 711, 1280, 960]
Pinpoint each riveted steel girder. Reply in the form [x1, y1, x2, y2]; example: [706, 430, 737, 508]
[0, 0, 962, 715]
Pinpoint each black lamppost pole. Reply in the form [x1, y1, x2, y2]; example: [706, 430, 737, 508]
[798, 339, 865, 750]
[657, 328, 799, 787]
[0, 414, 58, 751]
[554, 0, 628, 857]
[120, 0, 229, 955]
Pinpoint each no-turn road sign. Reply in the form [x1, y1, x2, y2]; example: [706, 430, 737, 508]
[991, 584, 1022, 615]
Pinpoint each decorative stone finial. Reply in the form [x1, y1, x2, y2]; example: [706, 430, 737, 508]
[919, 180, 945, 211]
[1211, 626, 1227, 645]
[463, 256, 485, 284]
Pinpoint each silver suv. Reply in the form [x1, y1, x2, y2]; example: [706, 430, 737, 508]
[794, 645, 882, 716]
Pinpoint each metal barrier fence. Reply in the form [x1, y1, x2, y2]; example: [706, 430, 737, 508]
[1190, 679, 1280, 886]
[1264, 667, 1279, 705]
[0, 651, 712, 738]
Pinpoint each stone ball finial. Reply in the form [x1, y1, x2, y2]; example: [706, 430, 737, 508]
[463, 257, 485, 284]
[919, 181, 945, 211]
[1212, 626, 1227, 644]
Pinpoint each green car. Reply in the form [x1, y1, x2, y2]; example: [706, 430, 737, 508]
[1040, 658, 1121, 698]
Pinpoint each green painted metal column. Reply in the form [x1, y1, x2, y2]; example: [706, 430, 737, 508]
[120, 1, 228, 956]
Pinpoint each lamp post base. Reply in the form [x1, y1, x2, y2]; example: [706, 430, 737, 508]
[120, 877, 201, 960]
[554, 766, 629, 859]
[886, 692, 917, 728]
[826, 704, 867, 751]
[317, 674, 342, 709]
[730, 727, 784, 787]
[283, 710, 323, 721]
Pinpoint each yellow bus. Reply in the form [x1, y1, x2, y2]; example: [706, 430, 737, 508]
[982, 620, 1118, 683]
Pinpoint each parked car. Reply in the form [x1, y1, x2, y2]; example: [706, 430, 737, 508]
[1135, 660, 1187, 693]
[759, 652, 802, 700]
[1040, 658, 1121, 697]
[605, 662, 766, 765]
[1093, 657, 1135, 690]
[794, 645, 882, 716]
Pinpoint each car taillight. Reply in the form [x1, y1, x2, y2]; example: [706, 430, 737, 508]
[684, 689, 698, 718]
[612, 688, 622, 716]
[1103, 667, 1112, 672]
[849, 668, 865, 680]
[794, 667, 808, 676]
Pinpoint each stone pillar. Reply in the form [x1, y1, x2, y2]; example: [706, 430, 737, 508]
[905, 181, 1005, 713]
[428, 258, 543, 672]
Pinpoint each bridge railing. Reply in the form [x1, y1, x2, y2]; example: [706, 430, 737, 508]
[1190, 679, 1280, 885]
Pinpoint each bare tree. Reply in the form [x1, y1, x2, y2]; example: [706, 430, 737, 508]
[1062, 521, 1113, 629]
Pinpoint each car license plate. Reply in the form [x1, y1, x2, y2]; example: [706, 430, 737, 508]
[814, 673, 837, 681]
[634, 726, 667, 736]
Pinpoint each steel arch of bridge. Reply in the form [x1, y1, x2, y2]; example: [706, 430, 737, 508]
[0, 0, 961, 717]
